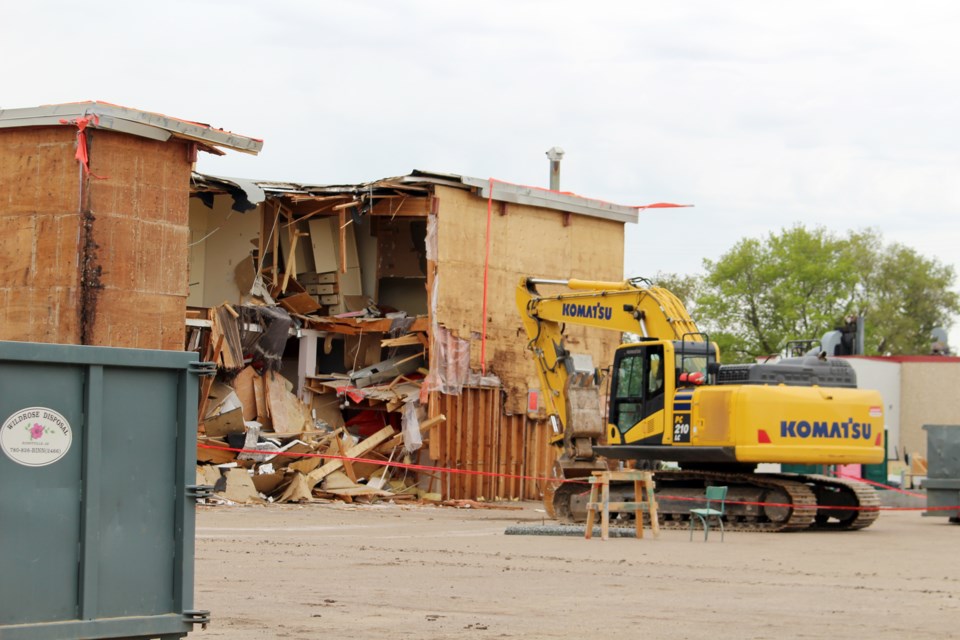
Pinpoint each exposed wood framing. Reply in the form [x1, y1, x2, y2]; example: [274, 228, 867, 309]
[431, 388, 559, 501]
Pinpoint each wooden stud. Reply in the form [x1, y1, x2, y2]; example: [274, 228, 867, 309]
[453, 392, 464, 499]
[465, 389, 475, 499]
[271, 202, 280, 286]
[197, 334, 224, 425]
[338, 209, 347, 274]
[478, 389, 486, 498]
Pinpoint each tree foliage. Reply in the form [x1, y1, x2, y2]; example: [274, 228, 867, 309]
[689, 225, 959, 362]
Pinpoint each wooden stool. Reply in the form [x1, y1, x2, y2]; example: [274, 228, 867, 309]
[584, 470, 659, 540]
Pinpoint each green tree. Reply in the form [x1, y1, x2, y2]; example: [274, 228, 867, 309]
[650, 271, 702, 314]
[861, 241, 959, 354]
[693, 225, 959, 362]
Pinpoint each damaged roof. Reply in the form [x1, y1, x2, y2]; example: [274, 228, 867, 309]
[193, 169, 641, 223]
[0, 101, 263, 155]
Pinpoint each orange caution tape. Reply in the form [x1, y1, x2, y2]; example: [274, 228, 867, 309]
[196, 443, 958, 513]
[58, 114, 108, 179]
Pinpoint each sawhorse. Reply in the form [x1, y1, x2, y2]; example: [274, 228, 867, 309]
[585, 470, 659, 540]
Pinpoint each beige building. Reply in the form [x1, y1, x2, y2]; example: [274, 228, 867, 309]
[848, 356, 960, 464]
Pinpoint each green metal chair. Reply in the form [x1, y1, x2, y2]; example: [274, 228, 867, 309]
[689, 485, 728, 541]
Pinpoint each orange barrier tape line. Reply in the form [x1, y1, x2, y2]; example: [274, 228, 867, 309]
[198, 443, 588, 486]
[833, 471, 926, 498]
[197, 444, 960, 512]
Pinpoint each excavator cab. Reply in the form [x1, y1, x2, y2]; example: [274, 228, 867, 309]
[610, 342, 666, 438]
[609, 340, 719, 446]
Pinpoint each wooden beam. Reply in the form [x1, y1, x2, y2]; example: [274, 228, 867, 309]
[338, 209, 347, 274]
[272, 201, 280, 283]
[335, 436, 358, 483]
[280, 229, 303, 293]
[376, 414, 446, 454]
[197, 334, 224, 426]
[370, 197, 432, 217]
[306, 425, 395, 487]
[305, 316, 429, 335]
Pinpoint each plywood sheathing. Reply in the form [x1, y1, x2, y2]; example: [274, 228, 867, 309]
[432, 185, 624, 415]
[0, 127, 82, 343]
[0, 126, 192, 348]
[84, 131, 192, 349]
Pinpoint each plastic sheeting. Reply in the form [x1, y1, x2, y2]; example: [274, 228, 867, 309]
[401, 400, 422, 453]
[425, 213, 437, 262]
[425, 324, 471, 396]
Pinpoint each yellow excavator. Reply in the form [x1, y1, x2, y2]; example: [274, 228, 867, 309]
[517, 277, 885, 531]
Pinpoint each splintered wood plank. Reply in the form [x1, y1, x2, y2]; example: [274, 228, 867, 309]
[254, 373, 269, 423]
[335, 435, 358, 483]
[265, 371, 308, 435]
[197, 335, 224, 426]
[233, 366, 259, 421]
[306, 425, 395, 487]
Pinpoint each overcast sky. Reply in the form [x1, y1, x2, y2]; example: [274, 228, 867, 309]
[6, 1, 960, 340]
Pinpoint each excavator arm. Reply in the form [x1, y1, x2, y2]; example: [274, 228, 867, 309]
[516, 277, 700, 451]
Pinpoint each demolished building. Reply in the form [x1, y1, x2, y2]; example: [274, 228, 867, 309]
[187, 171, 637, 502]
[0, 101, 644, 505]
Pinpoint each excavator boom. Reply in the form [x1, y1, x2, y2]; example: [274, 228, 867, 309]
[517, 277, 700, 436]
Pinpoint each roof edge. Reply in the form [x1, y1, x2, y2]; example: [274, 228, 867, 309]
[0, 101, 263, 155]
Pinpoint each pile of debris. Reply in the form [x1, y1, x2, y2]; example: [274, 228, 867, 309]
[187, 181, 498, 505]
[193, 299, 445, 506]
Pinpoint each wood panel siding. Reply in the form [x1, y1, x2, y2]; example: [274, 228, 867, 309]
[0, 127, 192, 349]
[432, 185, 624, 415]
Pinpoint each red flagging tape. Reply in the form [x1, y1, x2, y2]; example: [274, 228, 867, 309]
[833, 471, 926, 498]
[58, 114, 108, 179]
[199, 443, 580, 486]
[197, 443, 959, 513]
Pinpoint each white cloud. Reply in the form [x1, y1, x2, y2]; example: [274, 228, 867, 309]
[5, 0, 960, 344]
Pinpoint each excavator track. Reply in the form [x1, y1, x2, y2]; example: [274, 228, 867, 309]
[796, 473, 881, 530]
[552, 470, 879, 533]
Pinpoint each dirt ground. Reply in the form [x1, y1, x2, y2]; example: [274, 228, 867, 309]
[193, 501, 959, 640]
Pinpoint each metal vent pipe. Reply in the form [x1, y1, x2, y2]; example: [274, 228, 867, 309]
[546, 146, 564, 190]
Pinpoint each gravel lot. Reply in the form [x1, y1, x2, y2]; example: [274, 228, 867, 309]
[193, 501, 959, 640]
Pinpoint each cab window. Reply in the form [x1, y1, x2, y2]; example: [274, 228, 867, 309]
[611, 345, 666, 434]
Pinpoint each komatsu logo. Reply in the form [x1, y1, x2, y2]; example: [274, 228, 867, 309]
[561, 302, 613, 321]
[780, 419, 873, 440]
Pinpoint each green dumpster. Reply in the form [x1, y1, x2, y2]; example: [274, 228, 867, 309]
[0, 341, 211, 639]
